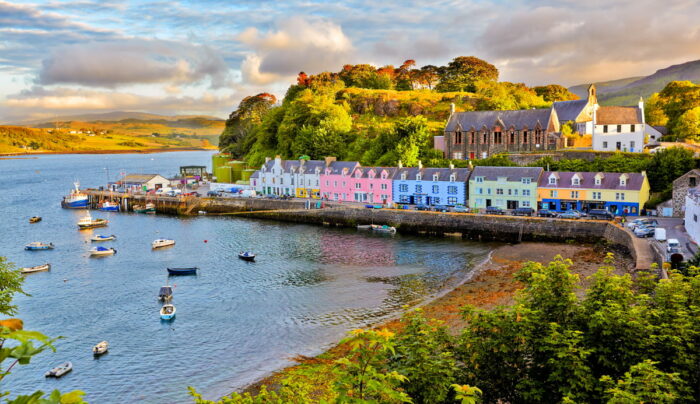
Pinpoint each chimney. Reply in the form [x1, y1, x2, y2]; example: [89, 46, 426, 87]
[449, 162, 455, 170]
[265, 157, 271, 163]
[324, 156, 337, 167]
[468, 160, 473, 170]
[274, 155, 282, 165]
[450, 103, 455, 116]
[638, 97, 645, 126]
[418, 160, 423, 169]
[398, 160, 403, 169]
[642, 170, 647, 177]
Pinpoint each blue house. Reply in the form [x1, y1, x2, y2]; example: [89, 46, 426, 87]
[392, 163, 470, 206]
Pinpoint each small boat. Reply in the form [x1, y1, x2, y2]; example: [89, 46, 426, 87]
[145, 203, 156, 213]
[198, 211, 207, 215]
[77, 213, 108, 229]
[20, 263, 51, 274]
[92, 341, 108, 356]
[61, 182, 88, 209]
[89, 246, 116, 256]
[29, 216, 42, 223]
[132, 204, 146, 213]
[25, 242, 54, 250]
[91, 234, 116, 242]
[238, 252, 256, 262]
[167, 267, 197, 276]
[152, 239, 175, 249]
[371, 224, 397, 234]
[357, 225, 372, 230]
[98, 201, 120, 212]
[45, 361, 72, 378]
[134, 203, 156, 213]
[158, 286, 173, 301]
[160, 304, 176, 320]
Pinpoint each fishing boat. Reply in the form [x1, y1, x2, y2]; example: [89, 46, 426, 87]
[238, 252, 256, 262]
[20, 263, 50, 274]
[160, 304, 176, 320]
[132, 204, 146, 213]
[158, 286, 173, 301]
[45, 362, 72, 378]
[92, 341, 108, 356]
[133, 203, 156, 213]
[167, 267, 197, 276]
[61, 182, 88, 209]
[29, 216, 42, 223]
[77, 213, 108, 229]
[98, 201, 120, 212]
[24, 242, 54, 250]
[91, 234, 116, 242]
[152, 239, 175, 249]
[371, 224, 397, 234]
[89, 246, 116, 257]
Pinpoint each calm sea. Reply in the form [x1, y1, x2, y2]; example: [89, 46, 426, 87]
[0, 151, 497, 403]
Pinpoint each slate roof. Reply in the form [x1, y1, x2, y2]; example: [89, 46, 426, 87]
[445, 109, 555, 132]
[470, 166, 543, 182]
[325, 160, 360, 175]
[552, 99, 588, 122]
[596, 106, 643, 125]
[394, 167, 471, 182]
[351, 167, 399, 179]
[538, 171, 646, 191]
[260, 159, 327, 173]
[652, 125, 668, 135]
[249, 171, 259, 179]
[118, 174, 165, 183]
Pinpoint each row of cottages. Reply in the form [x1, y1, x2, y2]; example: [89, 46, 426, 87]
[468, 166, 542, 210]
[252, 157, 326, 197]
[537, 171, 650, 215]
[392, 163, 470, 206]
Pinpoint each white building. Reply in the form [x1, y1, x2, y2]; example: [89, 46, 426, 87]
[252, 156, 325, 197]
[592, 98, 646, 152]
[684, 189, 700, 244]
[117, 174, 170, 192]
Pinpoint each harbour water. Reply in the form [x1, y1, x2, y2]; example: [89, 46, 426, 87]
[0, 151, 499, 403]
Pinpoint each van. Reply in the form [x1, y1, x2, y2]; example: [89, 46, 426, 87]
[667, 238, 680, 252]
[653, 228, 666, 242]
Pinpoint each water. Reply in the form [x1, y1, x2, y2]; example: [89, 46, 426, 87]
[0, 151, 498, 403]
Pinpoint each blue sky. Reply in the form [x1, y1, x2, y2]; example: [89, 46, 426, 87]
[1, 0, 699, 122]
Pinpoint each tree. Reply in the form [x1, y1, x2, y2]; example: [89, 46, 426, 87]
[415, 65, 440, 90]
[645, 146, 695, 192]
[436, 56, 499, 93]
[657, 81, 700, 135]
[533, 84, 580, 102]
[395, 60, 416, 90]
[219, 93, 277, 157]
[644, 92, 669, 127]
[674, 106, 700, 140]
[602, 360, 686, 404]
[0, 257, 26, 316]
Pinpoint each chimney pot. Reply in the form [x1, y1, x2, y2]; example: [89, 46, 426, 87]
[450, 103, 455, 115]
[398, 160, 403, 169]
[418, 160, 423, 169]
[324, 156, 337, 167]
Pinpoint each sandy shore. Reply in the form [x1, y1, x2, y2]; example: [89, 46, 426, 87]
[241, 241, 633, 395]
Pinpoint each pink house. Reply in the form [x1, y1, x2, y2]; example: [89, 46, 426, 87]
[320, 159, 360, 202]
[348, 167, 397, 205]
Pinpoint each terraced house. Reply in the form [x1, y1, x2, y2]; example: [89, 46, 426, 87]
[392, 163, 470, 206]
[348, 166, 397, 205]
[468, 166, 542, 210]
[537, 171, 650, 215]
[254, 156, 326, 197]
[319, 158, 361, 201]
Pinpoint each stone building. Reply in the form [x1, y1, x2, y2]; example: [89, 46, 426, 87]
[672, 169, 700, 217]
[443, 108, 561, 160]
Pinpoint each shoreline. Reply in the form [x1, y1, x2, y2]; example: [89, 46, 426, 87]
[0, 147, 217, 158]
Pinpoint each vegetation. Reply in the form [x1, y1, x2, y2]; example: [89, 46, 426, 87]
[532, 84, 580, 102]
[190, 256, 700, 403]
[645, 81, 700, 139]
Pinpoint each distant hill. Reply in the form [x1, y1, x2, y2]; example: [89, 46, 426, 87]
[20, 111, 224, 126]
[569, 59, 700, 105]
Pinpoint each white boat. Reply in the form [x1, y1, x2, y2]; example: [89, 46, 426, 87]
[45, 361, 72, 378]
[89, 246, 116, 256]
[20, 263, 51, 274]
[371, 224, 397, 234]
[91, 234, 116, 242]
[152, 239, 175, 249]
[93, 341, 108, 356]
[357, 225, 373, 230]
[160, 304, 176, 320]
[77, 213, 108, 229]
[24, 242, 54, 250]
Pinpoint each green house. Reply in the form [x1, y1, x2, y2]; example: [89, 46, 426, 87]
[468, 166, 543, 210]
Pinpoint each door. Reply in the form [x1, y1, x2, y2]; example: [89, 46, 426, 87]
[616, 142, 621, 150]
[485, 199, 492, 207]
[507, 200, 518, 209]
[469, 152, 475, 160]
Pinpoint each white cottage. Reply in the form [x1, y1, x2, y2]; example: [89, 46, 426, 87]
[592, 99, 646, 153]
[685, 189, 700, 245]
[253, 156, 325, 197]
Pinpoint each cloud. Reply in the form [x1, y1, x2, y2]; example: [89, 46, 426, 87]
[236, 16, 354, 84]
[38, 39, 231, 88]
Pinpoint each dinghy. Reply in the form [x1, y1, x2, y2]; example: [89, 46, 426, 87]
[167, 267, 197, 276]
[371, 224, 397, 234]
[238, 252, 256, 262]
[152, 239, 175, 249]
[24, 242, 54, 250]
[91, 234, 116, 242]
[89, 246, 116, 257]
[160, 304, 176, 320]
[92, 341, 108, 356]
[158, 286, 173, 301]
[20, 263, 50, 274]
[45, 361, 72, 378]
[29, 216, 42, 223]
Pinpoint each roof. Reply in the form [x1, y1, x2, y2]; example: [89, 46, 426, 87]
[325, 160, 360, 175]
[652, 125, 668, 135]
[552, 99, 588, 122]
[445, 109, 554, 132]
[596, 106, 643, 125]
[249, 171, 259, 179]
[260, 159, 328, 174]
[538, 171, 646, 190]
[395, 167, 471, 182]
[471, 166, 543, 182]
[351, 167, 399, 179]
[118, 174, 164, 183]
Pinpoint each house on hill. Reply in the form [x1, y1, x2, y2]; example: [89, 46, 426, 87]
[552, 84, 597, 134]
[592, 99, 646, 152]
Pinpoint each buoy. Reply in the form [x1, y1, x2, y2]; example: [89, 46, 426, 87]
[204, 240, 208, 243]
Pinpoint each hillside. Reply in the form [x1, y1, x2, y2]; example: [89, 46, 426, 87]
[569, 59, 700, 105]
[18, 111, 223, 125]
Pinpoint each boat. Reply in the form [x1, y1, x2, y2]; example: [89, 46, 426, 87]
[357, 224, 372, 230]
[167, 267, 197, 276]
[61, 182, 88, 209]
[20, 263, 51, 274]
[152, 239, 175, 249]
[160, 304, 176, 320]
[134, 203, 156, 214]
[89, 246, 116, 257]
[29, 216, 42, 223]
[77, 213, 108, 229]
[132, 204, 146, 213]
[158, 286, 173, 301]
[24, 242, 54, 250]
[145, 203, 156, 213]
[371, 224, 397, 234]
[92, 341, 108, 356]
[98, 201, 120, 212]
[91, 234, 116, 242]
[238, 252, 256, 262]
[45, 361, 72, 378]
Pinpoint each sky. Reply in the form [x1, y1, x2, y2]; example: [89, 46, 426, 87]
[1, 0, 699, 123]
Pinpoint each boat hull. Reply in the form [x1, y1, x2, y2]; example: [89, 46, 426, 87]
[61, 198, 88, 209]
[25, 244, 53, 250]
[20, 264, 51, 274]
[93, 341, 109, 356]
[99, 206, 119, 212]
[238, 254, 255, 262]
[45, 362, 72, 378]
[78, 220, 108, 229]
[167, 267, 197, 275]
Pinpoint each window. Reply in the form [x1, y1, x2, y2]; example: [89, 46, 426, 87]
[415, 185, 423, 193]
[453, 152, 463, 160]
[475, 177, 484, 183]
[572, 191, 579, 198]
[381, 172, 387, 179]
[476, 198, 483, 205]
[400, 195, 410, 203]
[523, 131, 528, 143]
[447, 197, 457, 205]
[617, 124, 622, 133]
[507, 189, 512, 195]
[510, 131, 516, 143]
[620, 178, 627, 186]
[522, 178, 531, 184]
[432, 185, 439, 193]
[549, 177, 557, 185]
[290, 177, 294, 185]
[416, 174, 422, 181]
[513, 189, 518, 196]
[616, 192, 625, 201]
[690, 177, 697, 187]
[522, 201, 531, 207]
[399, 184, 408, 192]
[593, 192, 601, 199]
[595, 177, 601, 185]
[482, 133, 488, 143]
[433, 197, 441, 204]
[603, 125, 608, 133]
[450, 174, 456, 182]
[342, 181, 346, 187]
[433, 174, 439, 181]
[333, 193, 338, 201]
[603, 141, 608, 149]
[355, 183, 361, 189]
[494, 131, 502, 144]
[448, 186, 458, 194]
[370, 184, 374, 190]
[401, 172, 407, 180]
[496, 188, 504, 195]
[477, 187, 483, 195]
[470, 132, 476, 144]
[381, 183, 387, 190]
[334, 181, 337, 187]
[572, 177, 580, 185]
[631, 124, 636, 132]
[487, 188, 492, 195]
[522, 190, 531, 196]
[630, 141, 635, 149]
[695, 214, 698, 222]
[550, 190, 558, 198]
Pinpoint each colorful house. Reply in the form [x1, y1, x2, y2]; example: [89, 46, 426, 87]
[319, 158, 361, 201]
[290, 159, 325, 198]
[254, 156, 326, 197]
[468, 166, 542, 210]
[537, 171, 650, 215]
[392, 163, 470, 206]
[348, 167, 397, 205]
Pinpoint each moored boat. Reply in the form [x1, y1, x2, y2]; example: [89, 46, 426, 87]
[238, 252, 256, 262]
[29, 216, 42, 223]
[61, 182, 88, 209]
[134, 203, 156, 213]
[77, 213, 108, 229]
[158, 286, 173, 301]
[98, 201, 120, 212]
[20, 263, 51, 274]
[167, 267, 197, 275]
[371, 224, 397, 234]
[24, 242, 54, 250]
[45, 361, 72, 378]
[160, 304, 176, 320]
[357, 224, 372, 230]
[89, 246, 116, 257]
[92, 341, 108, 356]
[91, 234, 116, 242]
[145, 203, 156, 213]
[152, 239, 175, 249]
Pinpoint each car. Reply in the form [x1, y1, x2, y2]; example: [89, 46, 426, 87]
[511, 207, 535, 216]
[537, 209, 558, 218]
[559, 210, 582, 219]
[452, 205, 469, 213]
[634, 225, 655, 238]
[588, 209, 614, 220]
[627, 218, 658, 230]
[207, 190, 221, 197]
[432, 205, 449, 212]
[414, 205, 431, 211]
[485, 206, 505, 215]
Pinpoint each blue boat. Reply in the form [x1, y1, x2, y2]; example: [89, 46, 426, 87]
[98, 201, 120, 212]
[167, 267, 198, 276]
[61, 182, 88, 209]
[238, 252, 255, 262]
[160, 304, 176, 320]
[25, 242, 54, 250]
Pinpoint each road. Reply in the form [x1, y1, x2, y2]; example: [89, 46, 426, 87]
[628, 216, 697, 261]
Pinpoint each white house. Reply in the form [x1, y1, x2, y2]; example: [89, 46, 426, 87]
[684, 189, 700, 245]
[117, 174, 170, 192]
[592, 98, 646, 152]
[252, 156, 325, 197]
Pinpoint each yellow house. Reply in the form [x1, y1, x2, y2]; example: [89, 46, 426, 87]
[537, 171, 650, 215]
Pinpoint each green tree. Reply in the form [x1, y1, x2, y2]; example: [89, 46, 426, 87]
[644, 92, 669, 127]
[657, 81, 700, 135]
[674, 106, 700, 140]
[645, 146, 695, 192]
[436, 56, 498, 93]
[602, 360, 686, 404]
[0, 257, 27, 316]
[219, 93, 277, 157]
[533, 84, 579, 102]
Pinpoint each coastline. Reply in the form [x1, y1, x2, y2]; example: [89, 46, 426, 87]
[0, 146, 217, 158]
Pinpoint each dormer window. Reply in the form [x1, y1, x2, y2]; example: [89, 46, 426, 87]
[416, 174, 422, 181]
[620, 176, 627, 186]
[433, 174, 439, 182]
[355, 170, 361, 178]
[572, 177, 580, 186]
[450, 174, 456, 182]
[381, 172, 387, 179]
[401, 172, 407, 180]
[595, 178, 601, 185]
[549, 177, 557, 185]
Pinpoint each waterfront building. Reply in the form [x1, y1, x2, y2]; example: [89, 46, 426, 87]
[319, 158, 361, 201]
[392, 162, 470, 206]
[348, 167, 397, 205]
[592, 99, 646, 152]
[537, 171, 650, 215]
[254, 156, 326, 197]
[117, 174, 170, 192]
[290, 159, 325, 199]
[468, 166, 542, 210]
[684, 189, 700, 244]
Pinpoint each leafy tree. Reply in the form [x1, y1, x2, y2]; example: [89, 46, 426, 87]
[601, 360, 686, 404]
[452, 385, 482, 404]
[533, 84, 579, 102]
[219, 93, 277, 157]
[414, 65, 440, 90]
[436, 56, 498, 93]
[475, 81, 547, 110]
[674, 106, 700, 140]
[0, 257, 27, 316]
[657, 81, 700, 135]
[645, 146, 695, 192]
[644, 92, 669, 127]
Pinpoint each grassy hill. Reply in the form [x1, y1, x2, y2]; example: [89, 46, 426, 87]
[569, 59, 700, 105]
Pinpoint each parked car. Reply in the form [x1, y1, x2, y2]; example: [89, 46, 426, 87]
[432, 205, 449, 212]
[414, 205, 431, 211]
[667, 238, 680, 252]
[485, 206, 505, 215]
[559, 210, 582, 219]
[537, 209, 558, 218]
[627, 218, 658, 230]
[634, 225, 655, 238]
[588, 209, 614, 220]
[207, 190, 221, 197]
[452, 205, 469, 213]
[511, 207, 535, 216]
